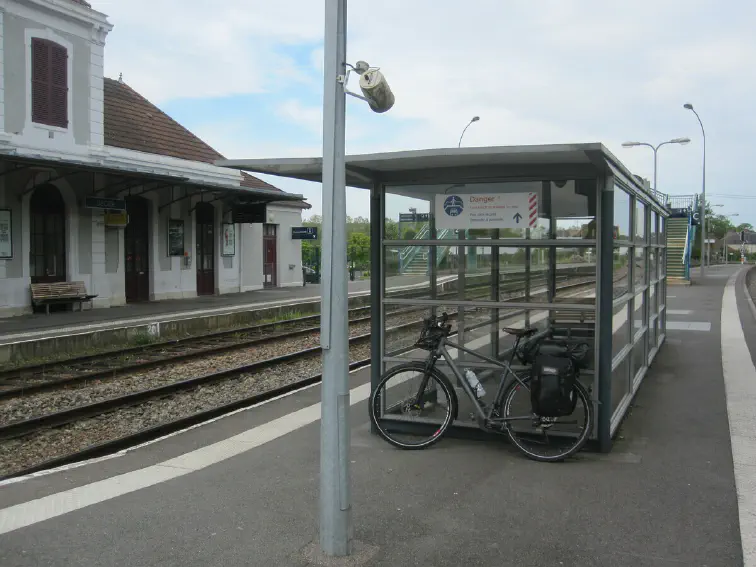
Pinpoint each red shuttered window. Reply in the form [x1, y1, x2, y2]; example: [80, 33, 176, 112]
[31, 38, 68, 128]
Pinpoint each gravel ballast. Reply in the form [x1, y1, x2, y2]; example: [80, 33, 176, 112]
[0, 343, 371, 478]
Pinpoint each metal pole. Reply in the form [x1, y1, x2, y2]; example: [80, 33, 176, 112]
[652, 146, 658, 192]
[458, 122, 472, 148]
[319, 0, 352, 556]
[686, 107, 706, 276]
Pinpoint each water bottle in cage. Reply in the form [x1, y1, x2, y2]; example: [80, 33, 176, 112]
[463, 369, 486, 398]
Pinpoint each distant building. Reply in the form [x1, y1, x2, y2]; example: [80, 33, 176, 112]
[0, 0, 310, 317]
[714, 231, 756, 257]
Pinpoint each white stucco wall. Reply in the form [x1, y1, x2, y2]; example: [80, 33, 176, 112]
[268, 204, 304, 288]
[239, 222, 263, 292]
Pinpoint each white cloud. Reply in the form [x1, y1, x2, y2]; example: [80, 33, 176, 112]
[92, 0, 756, 221]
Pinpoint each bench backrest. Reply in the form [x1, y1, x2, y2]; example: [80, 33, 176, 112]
[31, 281, 88, 299]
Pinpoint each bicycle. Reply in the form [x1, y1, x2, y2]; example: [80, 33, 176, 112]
[368, 312, 594, 462]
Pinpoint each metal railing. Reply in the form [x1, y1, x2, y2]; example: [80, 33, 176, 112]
[666, 194, 697, 211]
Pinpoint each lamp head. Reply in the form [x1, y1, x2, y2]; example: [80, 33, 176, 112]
[622, 141, 640, 147]
[353, 61, 370, 75]
[471, 116, 480, 122]
[684, 103, 694, 110]
[671, 137, 691, 145]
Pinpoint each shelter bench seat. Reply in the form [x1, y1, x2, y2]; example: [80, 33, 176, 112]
[30, 281, 98, 315]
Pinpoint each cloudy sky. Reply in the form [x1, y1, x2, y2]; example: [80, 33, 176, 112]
[92, 0, 755, 225]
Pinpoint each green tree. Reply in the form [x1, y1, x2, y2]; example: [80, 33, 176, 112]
[384, 218, 400, 240]
[707, 214, 737, 240]
[301, 240, 319, 268]
[348, 232, 371, 269]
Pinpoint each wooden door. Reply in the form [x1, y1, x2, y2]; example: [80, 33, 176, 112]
[196, 203, 215, 295]
[124, 197, 150, 302]
[30, 184, 66, 284]
[263, 223, 277, 288]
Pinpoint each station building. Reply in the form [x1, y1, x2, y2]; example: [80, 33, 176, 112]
[0, 0, 310, 318]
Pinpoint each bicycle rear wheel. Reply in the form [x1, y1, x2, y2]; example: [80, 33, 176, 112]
[500, 376, 593, 462]
[369, 362, 458, 450]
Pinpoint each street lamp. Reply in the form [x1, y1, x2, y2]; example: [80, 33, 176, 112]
[458, 116, 480, 147]
[684, 102, 706, 276]
[621, 137, 690, 191]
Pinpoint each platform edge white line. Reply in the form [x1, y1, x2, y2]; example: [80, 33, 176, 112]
[721, 267, 756, 566]
[0, 380, 372, 536]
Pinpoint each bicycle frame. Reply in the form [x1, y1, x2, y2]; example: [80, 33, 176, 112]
[419, 332, 534, 428]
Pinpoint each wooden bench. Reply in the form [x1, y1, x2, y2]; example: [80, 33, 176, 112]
[30, 281, 98, 315]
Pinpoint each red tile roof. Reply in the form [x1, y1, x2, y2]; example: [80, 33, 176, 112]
[103, 77, 309, 207]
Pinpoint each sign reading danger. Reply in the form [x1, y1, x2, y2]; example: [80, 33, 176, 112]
[434, 193, 539, 230]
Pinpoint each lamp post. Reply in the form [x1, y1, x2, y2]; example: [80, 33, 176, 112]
[458, 116, 480, 147]
[319, 0, 395, 557]
[621, 137, 691, 192]
[684, 103, 706, 276]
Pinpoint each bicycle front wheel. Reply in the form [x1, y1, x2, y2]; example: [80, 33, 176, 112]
[369, 362, 458, 450]
[501, 376, 593, 462]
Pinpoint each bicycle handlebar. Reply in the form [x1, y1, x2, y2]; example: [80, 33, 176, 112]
[423, 312, 452, 335]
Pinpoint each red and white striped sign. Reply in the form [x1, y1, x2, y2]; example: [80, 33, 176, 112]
[528, 192, 538, 228]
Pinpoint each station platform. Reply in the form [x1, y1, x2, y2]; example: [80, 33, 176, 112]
[0, 279, 376, 344]
[0, 265, 752, 566]
[0, 274, 453, 363]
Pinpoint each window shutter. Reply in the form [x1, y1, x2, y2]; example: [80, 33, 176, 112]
[49, 44, 68, 127]
[30, 38, 68, 128]
[31, 38, 50, 124]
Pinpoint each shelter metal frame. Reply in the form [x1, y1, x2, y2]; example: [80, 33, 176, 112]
[218, 143, 669, 452]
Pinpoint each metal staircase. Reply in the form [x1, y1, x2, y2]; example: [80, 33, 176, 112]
[664, 195, 697, 285]
[399, 225, 455, 274]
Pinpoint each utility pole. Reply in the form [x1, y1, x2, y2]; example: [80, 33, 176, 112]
[319, 0, 351, 556]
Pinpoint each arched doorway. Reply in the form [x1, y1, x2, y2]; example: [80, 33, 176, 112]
[195, 202, 215, 295]
[124, 197, 150, 302]
[29, 184, 66, 284]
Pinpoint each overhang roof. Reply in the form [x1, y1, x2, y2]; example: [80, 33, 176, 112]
[0, 151, 306, 205]
[217, 142, 666, 210]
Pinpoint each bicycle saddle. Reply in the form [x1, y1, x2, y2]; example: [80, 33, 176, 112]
[502, 327, 537, 338]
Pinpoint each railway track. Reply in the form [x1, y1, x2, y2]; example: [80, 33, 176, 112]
[0, 305, 376, 399]
[0, 318, 424, 480]
[0, 275, 597, 479]
[0, 274, 558, 399]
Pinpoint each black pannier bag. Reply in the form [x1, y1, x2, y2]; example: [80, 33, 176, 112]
[517, 338, 590, 369]
[530, 354, 578, 417]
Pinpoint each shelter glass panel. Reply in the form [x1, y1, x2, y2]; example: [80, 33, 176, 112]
[613, 246, 630, 298]
[651, 210, 659, 244]
[649, 248, 658, 281]
[634, 247, 646, 289]
[614, 187, 631, 240]
[611, 357, 630, 415]
[632, 334, 647, 382]
[612, 302, 630, 359]
[381, 180, 600, 430]
[635, 200, 647, 243]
